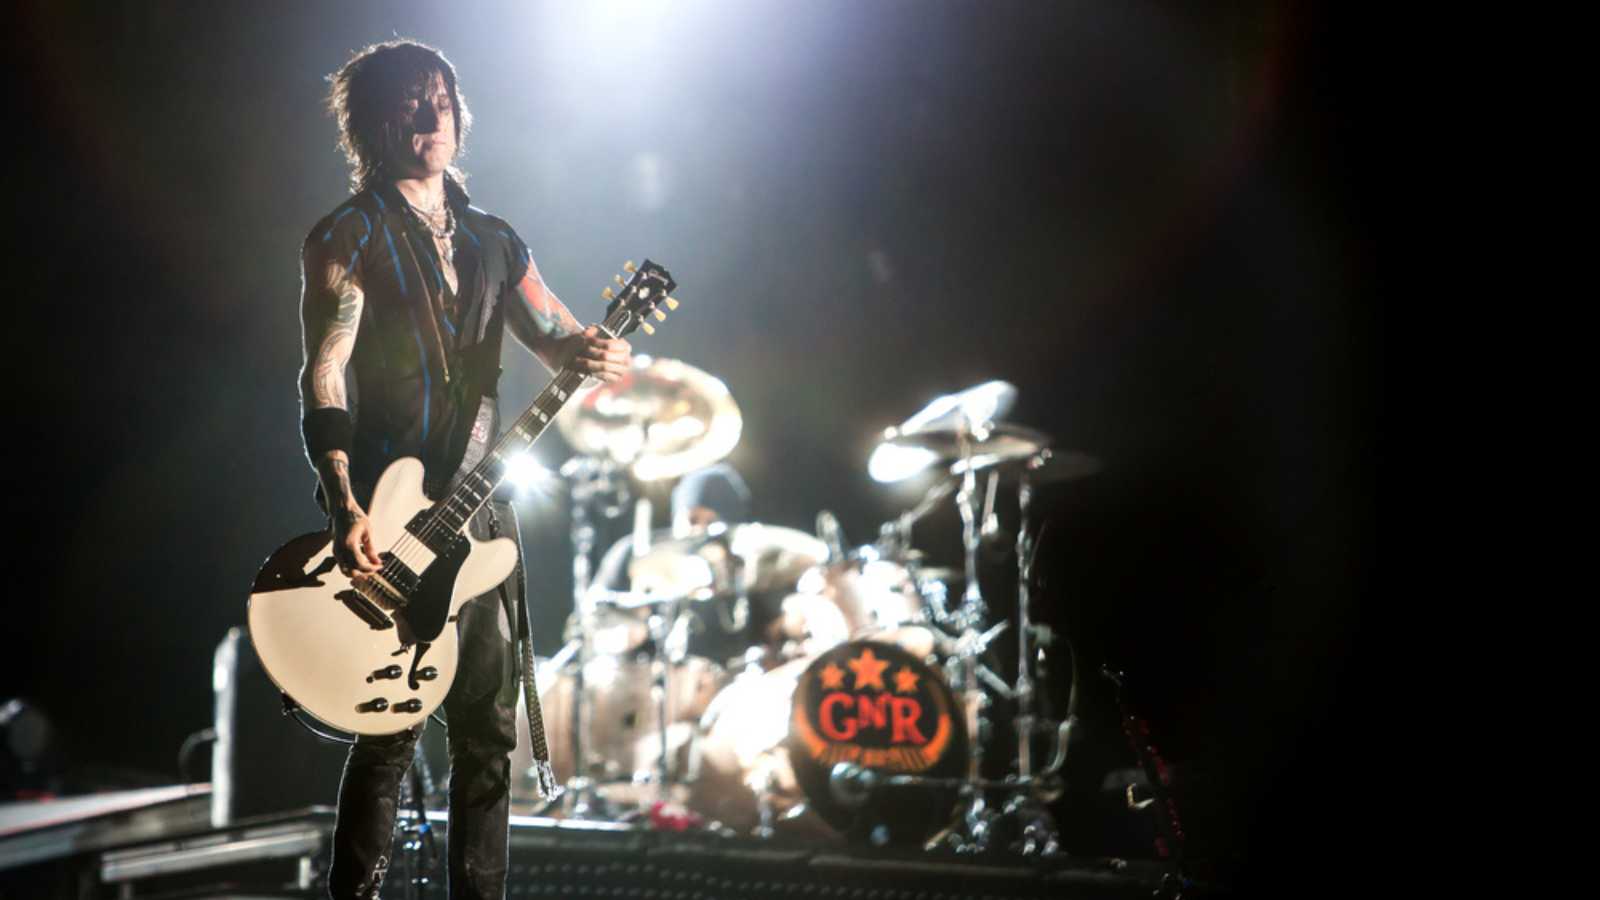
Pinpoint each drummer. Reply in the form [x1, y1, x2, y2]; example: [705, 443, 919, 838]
[670, 463, 752, 535]
[592, 464, 767, 666]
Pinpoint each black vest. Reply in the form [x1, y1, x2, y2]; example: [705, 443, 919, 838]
[309, 179, 533, 497]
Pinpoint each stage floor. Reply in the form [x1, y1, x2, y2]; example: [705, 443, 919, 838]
[0, 785, 1209, 899]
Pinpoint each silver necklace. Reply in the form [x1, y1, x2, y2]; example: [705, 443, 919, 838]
[407, 199, 456, 264]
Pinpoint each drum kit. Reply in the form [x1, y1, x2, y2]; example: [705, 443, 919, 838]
[510, 356, 1099, 854]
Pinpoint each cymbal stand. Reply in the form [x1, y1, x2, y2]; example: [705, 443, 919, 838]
[955, 430, 988, 629]
[996, 458, 1069, 855]
[558, 455, 629, 819]
[641, 594, 689, 810]
[938, 426, 1007, 852]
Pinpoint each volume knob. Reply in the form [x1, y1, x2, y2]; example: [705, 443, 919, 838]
[368, 665, 403, 682]
[360, 698, 390, 713]
[393, 699, 424, 714]
[416, 666, 439, 681]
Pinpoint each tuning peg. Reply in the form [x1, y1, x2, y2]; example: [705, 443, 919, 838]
[601, 286, 615, 300]
[652, 309, 667, 321]
[664, 297, 679, 310]
[613, 274, 625, 286]
[622, 260, 637, 274]
[640, 322, 655, 335]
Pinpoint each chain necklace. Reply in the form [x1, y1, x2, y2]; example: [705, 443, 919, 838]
[407, 197, 457, 265]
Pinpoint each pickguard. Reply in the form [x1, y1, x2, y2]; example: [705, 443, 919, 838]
[402, 530, 469, 642]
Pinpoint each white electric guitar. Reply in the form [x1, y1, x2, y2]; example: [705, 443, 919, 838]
[248, 260, 677, 735]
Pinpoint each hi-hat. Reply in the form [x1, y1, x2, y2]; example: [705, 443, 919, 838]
[557, 355, 742, 481]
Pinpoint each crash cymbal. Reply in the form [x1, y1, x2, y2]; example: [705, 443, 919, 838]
[898, 380, 1018, 436]
[557, 355, 742, 481]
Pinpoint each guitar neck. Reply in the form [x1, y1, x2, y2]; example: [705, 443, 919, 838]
[426, 313, 628, 534]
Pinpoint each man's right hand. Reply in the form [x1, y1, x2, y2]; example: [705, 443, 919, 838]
[332, 505, 384, 574]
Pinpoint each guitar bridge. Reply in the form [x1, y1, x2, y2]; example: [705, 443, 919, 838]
[356, 573, 409, 610]
[336, 589, 394, 630]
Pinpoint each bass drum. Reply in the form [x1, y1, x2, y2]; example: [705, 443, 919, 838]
[511, 654, 724, 809]
[688, 639, 967, 844]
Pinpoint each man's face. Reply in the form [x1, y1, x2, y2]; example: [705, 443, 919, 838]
[387, 72, 456, 178]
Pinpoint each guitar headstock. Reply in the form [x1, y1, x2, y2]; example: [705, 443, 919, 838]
[601, 259, 678, 337]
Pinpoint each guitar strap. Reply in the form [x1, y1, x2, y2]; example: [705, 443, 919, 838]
[497, 524, 560, 800]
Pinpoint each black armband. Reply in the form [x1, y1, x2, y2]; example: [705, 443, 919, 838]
[302, 407, 354, 459]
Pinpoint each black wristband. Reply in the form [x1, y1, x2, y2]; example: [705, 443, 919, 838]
[303, 407, 354, 459]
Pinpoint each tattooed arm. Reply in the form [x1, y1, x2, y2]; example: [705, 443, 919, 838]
[299, 236, 383, 573]
[505, 253, 631, 381]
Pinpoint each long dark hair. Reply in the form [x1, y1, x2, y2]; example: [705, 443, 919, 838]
[326, 38, 473, 193]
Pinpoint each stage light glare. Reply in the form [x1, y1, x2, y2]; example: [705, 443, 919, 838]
[502, 453, 554, 495]
[868, 442, 938, 483]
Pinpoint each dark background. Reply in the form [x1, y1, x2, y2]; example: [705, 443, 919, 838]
[5, 0, 1379, 890]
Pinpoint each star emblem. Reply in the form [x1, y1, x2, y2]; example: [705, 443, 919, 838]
[893, 667, 920, 694]
[846, 648, 890, 691]
[820, 662, 846, 689]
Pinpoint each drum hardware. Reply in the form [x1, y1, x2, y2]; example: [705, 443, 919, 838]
[828, 711, 1075, 854]
[900, 384, 1044, 851]
[625, 589, 701, 808]
[875, 477, 955, 564]
[1005, 453, 1059, 853]
[865, 383, 1109, 856]
[986, 448, 1101, 853]
[555, 455, 632, 820]
[545, 356, 747, 819]
[525, 368, 1114, 856]
[814, 509, 848, 562]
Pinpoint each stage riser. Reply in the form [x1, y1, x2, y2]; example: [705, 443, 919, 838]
[4, 806, 1187, 899]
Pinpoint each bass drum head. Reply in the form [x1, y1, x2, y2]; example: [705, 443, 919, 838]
[787, 640, 967, 842]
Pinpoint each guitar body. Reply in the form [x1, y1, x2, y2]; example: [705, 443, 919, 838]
[247, 457, 518, 735]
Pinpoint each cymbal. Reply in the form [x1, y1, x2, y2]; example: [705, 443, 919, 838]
[886, 422, 1052, 472]
[628, 523, 829, 600]
[868, 381, 1021, 483]
[898, 380, 1017, 436]
[557, 355, 742, 481]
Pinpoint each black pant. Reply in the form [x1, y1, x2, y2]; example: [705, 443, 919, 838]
[328, 501, 524, 900]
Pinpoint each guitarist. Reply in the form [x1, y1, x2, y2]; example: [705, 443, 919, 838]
[300, 39, 630, 899]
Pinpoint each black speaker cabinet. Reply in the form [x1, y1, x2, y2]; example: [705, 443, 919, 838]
[211, 626, 348, 824]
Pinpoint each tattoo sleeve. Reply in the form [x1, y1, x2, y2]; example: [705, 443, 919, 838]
[319, 456, 360, 518]
[505, 254, 583, 369]
[299, 241, 365, 412]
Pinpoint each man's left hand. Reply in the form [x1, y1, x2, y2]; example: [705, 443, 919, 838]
[564, 325, 631, 382]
